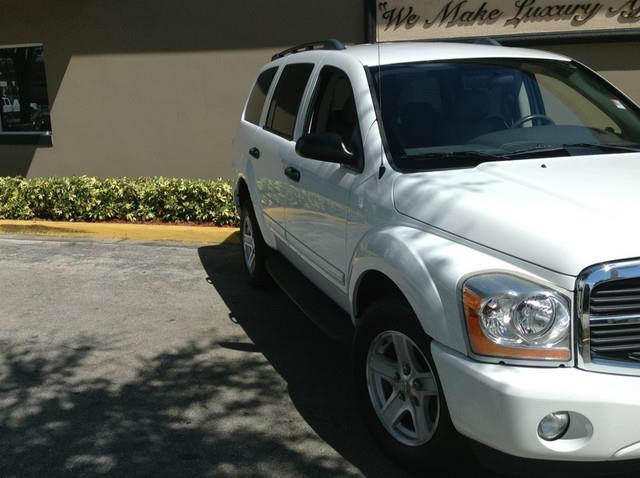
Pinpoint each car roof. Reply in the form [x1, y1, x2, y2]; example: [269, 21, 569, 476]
[271, 41, 571, 67]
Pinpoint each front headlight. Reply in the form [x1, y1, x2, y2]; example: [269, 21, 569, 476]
[462, 274, 571, 361]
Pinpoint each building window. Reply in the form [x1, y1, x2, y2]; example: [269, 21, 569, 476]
[0, 45, 52, 136]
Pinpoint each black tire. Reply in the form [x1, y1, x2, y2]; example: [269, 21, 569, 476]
[239, 200, 270, 287]
[353, 297, 469, 474]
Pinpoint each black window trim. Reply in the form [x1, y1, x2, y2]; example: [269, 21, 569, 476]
[0, 42, 53, 146]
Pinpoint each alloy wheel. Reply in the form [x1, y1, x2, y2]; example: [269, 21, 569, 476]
[366, 330, 440, 447]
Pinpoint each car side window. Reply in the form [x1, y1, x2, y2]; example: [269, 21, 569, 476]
[307, 67, 362, 158]
[265, 63, 314, 140]
[244, 67, 278, 125]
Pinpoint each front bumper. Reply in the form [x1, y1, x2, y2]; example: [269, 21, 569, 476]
[432, 342, 640, 461]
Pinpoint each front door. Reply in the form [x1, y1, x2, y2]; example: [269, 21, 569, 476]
[284, 65, 364, 288]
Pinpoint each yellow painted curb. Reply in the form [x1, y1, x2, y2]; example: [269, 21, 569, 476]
[0, 220, 240, 244]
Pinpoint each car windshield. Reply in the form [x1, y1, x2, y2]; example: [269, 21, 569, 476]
[370, 59, 640, 170]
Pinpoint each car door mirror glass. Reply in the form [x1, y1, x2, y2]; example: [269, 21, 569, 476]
[295, 132, 355, 165]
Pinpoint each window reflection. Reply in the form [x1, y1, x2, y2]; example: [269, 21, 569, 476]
[0, 45, 51, 134]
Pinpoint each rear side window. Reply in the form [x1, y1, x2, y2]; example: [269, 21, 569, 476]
[266, 63, 314, 140]
[244, 67, 277, 125]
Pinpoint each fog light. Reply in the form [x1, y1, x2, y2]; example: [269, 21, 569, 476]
[538, 412, 570, 441]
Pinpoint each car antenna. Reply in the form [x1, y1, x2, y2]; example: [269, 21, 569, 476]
[377, 38, 386, 180]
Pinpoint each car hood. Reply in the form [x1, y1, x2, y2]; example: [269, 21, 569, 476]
[393, 153, 640, 277]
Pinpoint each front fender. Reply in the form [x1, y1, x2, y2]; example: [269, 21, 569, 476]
[349, 226, 468, 353]
[348, 225, 568, 355]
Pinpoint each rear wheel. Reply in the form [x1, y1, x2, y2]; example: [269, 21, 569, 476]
[240, 200, 270, 287]
[354, 297, 467, 473]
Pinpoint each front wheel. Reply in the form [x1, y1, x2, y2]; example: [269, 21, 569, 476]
[353, 297, 467, 473]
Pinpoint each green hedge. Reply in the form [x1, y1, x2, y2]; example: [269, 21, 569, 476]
[0, 177, 238, 226]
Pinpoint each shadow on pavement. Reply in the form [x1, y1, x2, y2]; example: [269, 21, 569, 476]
[0, 238, 364, 477]
[0, 332, 365, 477]
[197, 244, 494, 478]
[197, 244, 640, 478]
[1, 241, 638, 477]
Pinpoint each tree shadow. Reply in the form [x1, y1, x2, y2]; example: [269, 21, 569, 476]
[0, 331, 364, 477]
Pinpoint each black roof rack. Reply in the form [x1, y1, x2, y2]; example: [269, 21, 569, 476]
[453, 37, 502, 46]
[271, 39, 346, 61]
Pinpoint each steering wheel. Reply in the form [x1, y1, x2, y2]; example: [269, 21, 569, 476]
[510, 114, 556, 129]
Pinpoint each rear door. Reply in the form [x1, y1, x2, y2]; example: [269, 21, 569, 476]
[236, 65, 278, 211]
[251, 63, 315, 240]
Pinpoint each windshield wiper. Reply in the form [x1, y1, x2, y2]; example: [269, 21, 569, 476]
[508, 143, 640, 158]
[402, 151, 507, 161]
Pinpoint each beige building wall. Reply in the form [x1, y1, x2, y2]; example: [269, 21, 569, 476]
[542, 42, 640, 104]
[0, 1, 638, 180]
[0, 0, 365, 179]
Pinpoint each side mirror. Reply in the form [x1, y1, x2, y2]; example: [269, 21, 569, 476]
[295, 132, 355, 166]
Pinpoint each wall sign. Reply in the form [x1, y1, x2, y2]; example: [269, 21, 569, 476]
[375, 0, 640, 41]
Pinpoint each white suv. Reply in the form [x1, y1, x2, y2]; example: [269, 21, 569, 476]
[233, 39, 640, 473]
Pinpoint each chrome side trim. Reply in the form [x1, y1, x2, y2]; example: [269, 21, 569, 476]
[576, 258, 640, 377]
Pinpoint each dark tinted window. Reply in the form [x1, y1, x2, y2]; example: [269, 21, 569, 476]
[371, 59, 640, 169]
[244, 67, 277, 125]
[266, 63, 314, 140]
[308, 67, 361, 154]
[0, 45, 51, 133]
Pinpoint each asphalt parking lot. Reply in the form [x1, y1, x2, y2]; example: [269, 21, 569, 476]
[0, 235, 639, 478]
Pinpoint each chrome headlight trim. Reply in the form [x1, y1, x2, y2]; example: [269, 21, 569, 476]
[461, 272, 574, 367]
